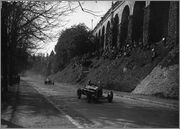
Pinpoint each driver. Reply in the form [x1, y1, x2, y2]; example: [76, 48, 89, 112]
[46, 78, 49, 82]
[88, 80, 92, 85]
[97, 81, 102, 88]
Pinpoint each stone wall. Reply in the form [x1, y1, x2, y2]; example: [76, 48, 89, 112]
[93, 1, 179, 51]
[167, 1, 179, 47]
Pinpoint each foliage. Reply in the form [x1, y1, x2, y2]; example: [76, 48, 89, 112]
[1, 1, 76, 99]
[28, 53, 48, 76]
[53, 23, 95, 71]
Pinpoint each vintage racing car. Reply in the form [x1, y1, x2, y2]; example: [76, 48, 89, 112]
[8, 74, 20, 85]
[44, 78, 54, 85]
[77, 82, 113, 103]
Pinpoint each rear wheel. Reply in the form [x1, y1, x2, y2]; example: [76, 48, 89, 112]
[107, 91, 113, 103]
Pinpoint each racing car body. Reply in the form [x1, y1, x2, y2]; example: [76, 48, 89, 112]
[77, 83, 113, 103]
[44, 78, 54, 85]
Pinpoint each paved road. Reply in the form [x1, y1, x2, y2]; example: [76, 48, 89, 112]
[1, 76, 179, 128]
[1, 80, 76, 128]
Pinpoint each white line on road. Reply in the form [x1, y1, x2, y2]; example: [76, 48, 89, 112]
[30, 83, 84, 128]
[45, 96, 84, 128]
[65, 115, 84, 128]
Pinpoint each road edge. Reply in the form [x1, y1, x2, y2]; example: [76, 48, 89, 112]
[30, 83, 84, 128]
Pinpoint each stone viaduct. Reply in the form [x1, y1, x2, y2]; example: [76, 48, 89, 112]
[92, 1, 179, 51]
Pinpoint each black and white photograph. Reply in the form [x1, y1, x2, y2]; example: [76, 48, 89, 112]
[1, 1, 179, 128]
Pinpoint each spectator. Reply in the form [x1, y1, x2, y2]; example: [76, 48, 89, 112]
[162, 37, 166, 46]
[151, 47, 156, 61]
[88, 80, 92, 85]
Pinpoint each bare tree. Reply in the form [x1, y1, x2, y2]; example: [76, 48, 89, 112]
[1, 1, 78, 99]
[1, 1, 106, 99]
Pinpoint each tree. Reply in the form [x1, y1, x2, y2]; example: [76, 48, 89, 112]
[1, 1, 77, 99]
[1, 1, 104, 99]
[54, 23, 95, 71]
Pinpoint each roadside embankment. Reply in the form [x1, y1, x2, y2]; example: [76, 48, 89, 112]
[48, 43, 178, 100]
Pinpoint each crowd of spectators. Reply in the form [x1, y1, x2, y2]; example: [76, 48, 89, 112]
[101, 37, 167, 61]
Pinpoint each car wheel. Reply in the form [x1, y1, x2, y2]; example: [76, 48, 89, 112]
[107, 91, 113, 103]
[87, 94, 91, 103]
[77, 88, 81, 99]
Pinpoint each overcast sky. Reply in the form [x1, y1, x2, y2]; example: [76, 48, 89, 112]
[38, 1, 112, 55]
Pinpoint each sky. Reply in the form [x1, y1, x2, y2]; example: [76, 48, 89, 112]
[37, 1, 112, 55]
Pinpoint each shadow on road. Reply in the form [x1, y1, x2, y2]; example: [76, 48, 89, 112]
[1, 83, 22, 128]
[1, 80, 66, 128]
[1, 119, 23, 128]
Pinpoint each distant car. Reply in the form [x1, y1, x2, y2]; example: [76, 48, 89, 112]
[9, 75, 20, 85]
[16, 75, 20, 84]
[44, 78, 54, 85]
[77, 82, 113, 103]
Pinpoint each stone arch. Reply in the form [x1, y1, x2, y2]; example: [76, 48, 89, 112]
[101, 26, 105, 49]
[112, 14, 119, 47]
[149, 1, 170, 43]
[119, 5, 130, 47]
[98, 29, 101, 49]
[106, 21, 111, 48]
[132, 1, 145, 43]
[95, 33, 98, 43]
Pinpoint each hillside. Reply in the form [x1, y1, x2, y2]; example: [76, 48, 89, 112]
[133, 47, 179, 99]
[49, 40, 179, 99]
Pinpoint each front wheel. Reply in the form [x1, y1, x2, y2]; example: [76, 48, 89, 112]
[77, 89, 81, 99]
[87, 94, 91, 103]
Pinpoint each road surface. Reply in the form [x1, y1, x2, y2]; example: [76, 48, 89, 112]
[1, 76, 179, 128]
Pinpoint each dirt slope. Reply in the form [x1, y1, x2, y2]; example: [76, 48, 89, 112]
[132, 47, 179, 99]
[50, 42, 179, 99]
[132, 65, 179, 98]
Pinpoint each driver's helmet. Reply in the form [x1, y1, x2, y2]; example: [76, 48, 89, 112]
[97, 81, 101, 85]
[46, 78, 49, 81]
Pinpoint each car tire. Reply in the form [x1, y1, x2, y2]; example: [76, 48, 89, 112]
[87, 94, 91, 103]
[77, 88, 81, 99]
[107, 91, 113, 103]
